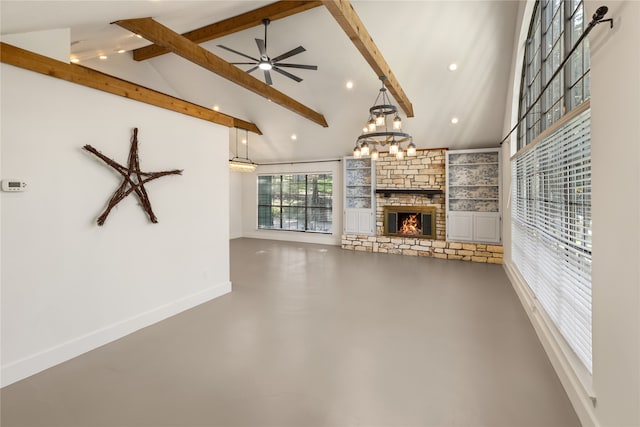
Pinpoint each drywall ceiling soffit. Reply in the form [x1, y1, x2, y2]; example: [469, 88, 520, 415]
[128, 0, 414, 119]
[131, 1, 323, 62]
[114, 17, 328, 128]
[1, 1, 521, 162]
[321, 0, 414, 118]
[0, 42, 261, 134]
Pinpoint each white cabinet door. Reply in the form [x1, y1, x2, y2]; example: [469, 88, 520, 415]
[447, 212, 474, 241]
[345, 209, 374, 235]
[474, 213, 501, 243]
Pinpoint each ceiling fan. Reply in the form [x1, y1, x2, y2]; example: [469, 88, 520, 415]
[217, 18, 318, 85]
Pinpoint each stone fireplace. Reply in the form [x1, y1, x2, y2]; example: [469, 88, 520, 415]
[384, 206, 436, 239]
[341, 149, 503, 264]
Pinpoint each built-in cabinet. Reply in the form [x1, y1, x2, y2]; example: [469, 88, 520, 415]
[344, 157, 376, 235]
[446, 148, 501, 243]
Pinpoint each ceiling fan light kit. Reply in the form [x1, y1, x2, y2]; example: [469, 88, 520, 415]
[354, 76, 414, 160]
[217, 18, 317, 86]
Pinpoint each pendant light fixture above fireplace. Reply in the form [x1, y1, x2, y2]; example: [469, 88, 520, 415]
[353, 76, 415, 160]
[229, 127, 257, 172]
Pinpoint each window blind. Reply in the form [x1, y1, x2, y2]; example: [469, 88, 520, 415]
[511, 107, 592, 372]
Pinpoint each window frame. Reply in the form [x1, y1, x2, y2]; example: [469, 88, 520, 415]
[257, 172, 333, 234]
[517, 0, 590, 150]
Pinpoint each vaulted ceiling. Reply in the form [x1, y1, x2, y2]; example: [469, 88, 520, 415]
[1, 1, 520, 163]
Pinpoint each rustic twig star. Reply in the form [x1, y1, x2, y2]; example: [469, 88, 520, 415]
[83, 128, 182, 226]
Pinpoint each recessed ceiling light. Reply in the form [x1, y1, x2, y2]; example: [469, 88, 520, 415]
[346, 80, 354, 89]
[99, 55, 108, 60]
[448, 63, 458, 71]
[241, 138, 247, 144]
[213, 105, 220, 111]
[451, 117, 459, 124]
[291, 134, 297, 140]
[135, 34, 143, 39]
[117, 49, 126, 54]
[70, 57, 80, 63]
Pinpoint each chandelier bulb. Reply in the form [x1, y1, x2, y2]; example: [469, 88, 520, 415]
[375, 115, 385, 127]
[393, 115, 402, 130]
[370, 148, 379, 160]
[407, 142, 417, 156]
[367, 119, 376, 132]
[396, 149, 404, 160]
[353, 145, 362, 158]
[361, 142, 370, 156]
[389, 141, 399, 155]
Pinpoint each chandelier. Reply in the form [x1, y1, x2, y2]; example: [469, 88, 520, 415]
[353, 76, 415, 160]
[229, 127, 257, 172]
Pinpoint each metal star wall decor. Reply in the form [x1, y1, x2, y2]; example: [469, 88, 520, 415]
[83, 128, 182, 226]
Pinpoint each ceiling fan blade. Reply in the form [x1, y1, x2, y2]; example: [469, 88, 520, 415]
[246, 66, 259, 74]
[272, 66, 302, 83]
[231, 62, 259, 65]
[255, 39, 267, 58]
[264, 70, 273, 85]
[271, 46, 306, 63]
[273, 63, 318, 70]
[217, 45, 259, 62]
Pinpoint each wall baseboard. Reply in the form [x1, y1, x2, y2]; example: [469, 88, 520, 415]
[503, 262, 598, 427]
[1, 281, 231, 388]
[242, 230, 341, 246]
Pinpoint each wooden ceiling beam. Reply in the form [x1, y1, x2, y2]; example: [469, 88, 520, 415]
[321, 0, 414, 118]
[132, 1, 322, 62]
[0, 42, 261, 134]
[114, 17, 328, 128]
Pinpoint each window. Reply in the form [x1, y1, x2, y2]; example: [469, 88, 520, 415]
[512, 0, 592, 373]
[512, 107, 592, 372]
[258, 173, 332, 233]
[517, 0, 590, 150]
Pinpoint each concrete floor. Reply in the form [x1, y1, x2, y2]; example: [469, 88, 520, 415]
[1, 238, 580, 427]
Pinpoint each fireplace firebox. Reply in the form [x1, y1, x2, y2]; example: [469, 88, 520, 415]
[384, 206, 437, 239]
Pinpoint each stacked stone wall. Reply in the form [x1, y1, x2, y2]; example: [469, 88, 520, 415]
[341, 235, 504, 264]
[342, 148, 503, 264]
[375, 149, 446, 240]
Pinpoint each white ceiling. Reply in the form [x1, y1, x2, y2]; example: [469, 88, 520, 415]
[1, 1, 520, 163]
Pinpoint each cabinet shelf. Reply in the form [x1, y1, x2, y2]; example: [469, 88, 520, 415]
[344, 157, 376, 235]
[446, 148, 501, 244]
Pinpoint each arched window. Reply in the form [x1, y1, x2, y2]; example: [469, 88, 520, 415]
[511, 0, 592, 373]
[517, 0, 590, 150]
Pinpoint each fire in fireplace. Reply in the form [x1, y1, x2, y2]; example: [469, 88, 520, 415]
[384, 206, 436, 239]
[399, 213, 421, 235]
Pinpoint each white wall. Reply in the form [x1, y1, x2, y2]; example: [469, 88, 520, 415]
[502, 1, 640, 426]
[588, 1, 640, 425]
[229, 170, 244, 239]
[241, 161, 343, 245]
[1, 63, 231, 386]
